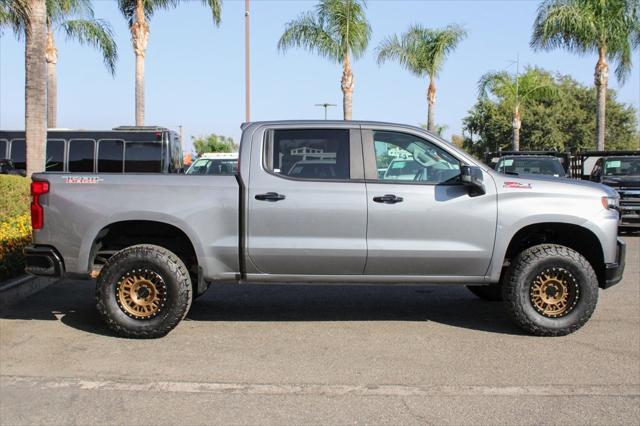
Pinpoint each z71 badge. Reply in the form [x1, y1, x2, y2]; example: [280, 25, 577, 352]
[503, 181, 532, 189]
[62, 176, 103, 184]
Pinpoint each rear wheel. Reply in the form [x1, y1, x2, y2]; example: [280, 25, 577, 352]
[466, 284, 502, 301]
[96, 244, 192, 338]
[502, 244, 598, 336]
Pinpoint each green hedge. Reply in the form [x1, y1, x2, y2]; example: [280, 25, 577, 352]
[0, 175, 31, 281]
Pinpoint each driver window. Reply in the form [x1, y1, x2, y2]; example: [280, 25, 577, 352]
[373, 131, 461, 184]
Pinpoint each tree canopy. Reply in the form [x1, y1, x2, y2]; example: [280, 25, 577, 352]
[463, 68, 639, 155]
[192, 133, 237, 156]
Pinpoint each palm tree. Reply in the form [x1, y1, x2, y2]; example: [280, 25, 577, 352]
[377, 24, 466, 132]
[1, 0, 47, 176]
[478, 67, 557, 150]
[45, 0, 117, 128]
[531, 0, 640, 151]
[118, 0, 222, 126]
[278, 0, 371, 120]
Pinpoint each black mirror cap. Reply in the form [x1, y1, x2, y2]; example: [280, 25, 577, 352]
[461, 165, 486, 196]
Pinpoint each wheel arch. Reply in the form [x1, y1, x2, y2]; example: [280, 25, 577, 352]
[86, 219, 202, 280]
[494, 222, 606, 287]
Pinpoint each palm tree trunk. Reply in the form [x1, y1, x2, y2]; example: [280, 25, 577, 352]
[594, 46, 608, 151]
[427, 78, 436, 132]
[25, 0, 47, 177]
[341, 53, 354, 120]
[45, 26, 58, 128]
[512, 103, 521, 151]
[131, 0, 149, 126]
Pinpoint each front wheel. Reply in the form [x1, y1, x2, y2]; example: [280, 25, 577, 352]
[96, 244, 192, 338]
[502, 244, 598, 336]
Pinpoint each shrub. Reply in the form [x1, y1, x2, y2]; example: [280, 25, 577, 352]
[0, 175, 31, 281]
[0, 215, 31, 281]
[0, 175, 30, 219]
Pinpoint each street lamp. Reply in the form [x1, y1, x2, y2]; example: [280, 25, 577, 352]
[245, 0, 251, 122]
[315, 103, 336, 120]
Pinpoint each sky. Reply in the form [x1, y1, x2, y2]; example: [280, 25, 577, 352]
[1, 0, 639, 153]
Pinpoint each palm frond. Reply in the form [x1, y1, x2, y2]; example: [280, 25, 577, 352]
[47, 0, 94, 25]
[0, 0, 29, 37]
[278, 11, 341, 62]
[201, 0, 222, 26]
[60, 18, 118, 75]
[376, 23, 466, 78]
[532, 0, 640, 83]
[117, 0, 221, 27]
[279, 0, 369, 62]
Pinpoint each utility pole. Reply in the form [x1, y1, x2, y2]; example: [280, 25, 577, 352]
[178, 125, 183, 149]
[315, 103, 336, 120]
[245, 0, 251, 123]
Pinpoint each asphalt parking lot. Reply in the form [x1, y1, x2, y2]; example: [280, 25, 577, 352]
[1, 236, 638, 425]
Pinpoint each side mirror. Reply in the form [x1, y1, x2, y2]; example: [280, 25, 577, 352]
[461, 165, 486, 196]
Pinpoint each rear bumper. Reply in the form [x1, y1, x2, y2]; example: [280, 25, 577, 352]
[603, 238, 626, 289]
[24, 245, 65, 277]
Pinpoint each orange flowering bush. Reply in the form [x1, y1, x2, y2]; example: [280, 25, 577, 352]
[0, 175, 31, 281]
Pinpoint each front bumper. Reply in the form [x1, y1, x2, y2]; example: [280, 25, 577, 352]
[24, 245, 65, 277]
[603, 238, 626, 289]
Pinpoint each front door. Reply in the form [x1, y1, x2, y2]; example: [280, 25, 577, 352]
[363, 128, 497, 277]
[246, 127, 367, 275]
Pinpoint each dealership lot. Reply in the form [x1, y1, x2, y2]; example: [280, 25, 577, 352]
[1, 236, 638, 425]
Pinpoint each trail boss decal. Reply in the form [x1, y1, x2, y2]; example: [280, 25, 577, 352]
[503, 181, 532, 189]
[62, 176, 104, 184]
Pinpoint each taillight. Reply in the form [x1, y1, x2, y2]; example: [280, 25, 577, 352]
[31, 181, 49, 230]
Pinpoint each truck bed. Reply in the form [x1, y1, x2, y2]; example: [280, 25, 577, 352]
[32, 173, 240, 280]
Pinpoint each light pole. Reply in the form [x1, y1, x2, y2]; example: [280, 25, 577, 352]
[315, 103, 336, 120]
[245, 0, 251, 123]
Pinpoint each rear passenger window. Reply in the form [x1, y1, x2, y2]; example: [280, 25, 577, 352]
[68, 139, 95, 172]
[45, 139, 65, 171]
[125, 142, 161, 173]
[10, 139, 26, 170]
[98, 139, 124, 173]
[265, 129, 350, 180]
[0, 140, 7, 158]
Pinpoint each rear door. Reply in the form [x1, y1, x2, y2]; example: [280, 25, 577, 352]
[362, 127, 497, 277]
[246, 126, 367, 275]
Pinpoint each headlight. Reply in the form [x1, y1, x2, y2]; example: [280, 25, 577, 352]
[601, 196, 619, 210]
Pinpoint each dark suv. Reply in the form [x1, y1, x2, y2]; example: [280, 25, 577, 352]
[590, 154, 640, 228]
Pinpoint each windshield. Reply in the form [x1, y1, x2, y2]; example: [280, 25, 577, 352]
[496, 157, 565, 176]
[186, 158, 237, 175]
[604, 157, 640, 177]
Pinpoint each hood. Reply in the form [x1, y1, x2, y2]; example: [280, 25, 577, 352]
[602, 175, 640, 189]
[492, 172, 618, 198]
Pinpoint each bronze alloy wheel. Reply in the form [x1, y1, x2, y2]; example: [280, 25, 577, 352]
[529, 267, 579, 318]
[116, 269, 167, 319]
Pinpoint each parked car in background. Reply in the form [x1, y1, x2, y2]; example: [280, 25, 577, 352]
[186, 152, 238, 175]
[0, 126, 183, 174]
[589, 153, 640, 228]
[485, 151, 570, 177]
[0, 159, 25, 176]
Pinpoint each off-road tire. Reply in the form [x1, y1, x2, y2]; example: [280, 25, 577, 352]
[466, 284, 503, 301]
[503, 244, 598, 336]
[96, 244, 192, 338]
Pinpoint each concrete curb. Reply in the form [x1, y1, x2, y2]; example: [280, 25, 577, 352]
[0, 274, 57, 309]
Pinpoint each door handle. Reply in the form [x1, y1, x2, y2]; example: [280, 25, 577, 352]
[255, 192, 286, 202]
[373, 194, 403, 204]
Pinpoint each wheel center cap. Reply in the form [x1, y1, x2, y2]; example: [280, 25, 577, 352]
[137, 286, 151, 299]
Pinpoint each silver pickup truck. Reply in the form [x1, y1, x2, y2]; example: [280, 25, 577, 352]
[25, 121, 626, 338]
